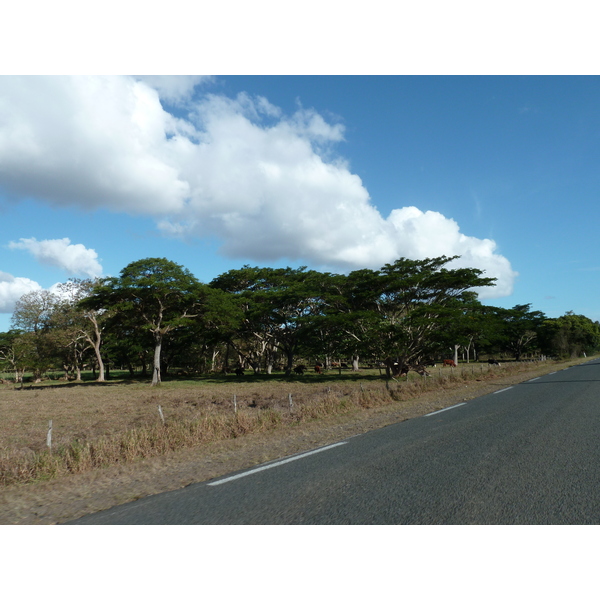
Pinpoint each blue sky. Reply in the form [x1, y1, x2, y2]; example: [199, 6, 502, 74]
[1, 74, 599, 331]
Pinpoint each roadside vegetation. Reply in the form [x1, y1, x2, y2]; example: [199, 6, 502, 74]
[0, 358, 588, 487]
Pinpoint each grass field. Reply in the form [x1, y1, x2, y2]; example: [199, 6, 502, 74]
[0, 359, 570, 488]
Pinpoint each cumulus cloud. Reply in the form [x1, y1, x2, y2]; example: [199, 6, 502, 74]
[0, 76, 517, 297]
[135, 76, 212, 105]
[8, 238, 102, 278]
[0, 76, 191, 215]
[0, 271, 42, 313]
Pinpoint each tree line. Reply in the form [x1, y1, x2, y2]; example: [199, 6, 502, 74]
[1, 256, 599, 385]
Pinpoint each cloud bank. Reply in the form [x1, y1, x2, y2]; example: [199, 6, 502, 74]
[8, 238, 102, 278]
[0, 271, 42, 313]
[0, 76, 517, 298]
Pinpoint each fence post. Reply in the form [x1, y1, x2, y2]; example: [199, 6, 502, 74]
[46, 420, 52, 452]
[233, 394, 237, 414]
[158, 405, 165, 425]
[288, 393, 293, 411]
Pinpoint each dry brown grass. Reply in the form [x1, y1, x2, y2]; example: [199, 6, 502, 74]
[0, 360, 580, 488]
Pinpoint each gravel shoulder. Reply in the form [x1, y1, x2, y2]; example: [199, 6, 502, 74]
[0, 358, 588, 524]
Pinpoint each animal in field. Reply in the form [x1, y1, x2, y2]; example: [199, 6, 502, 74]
[413, 364, 431, 377]
[314, 365, 322, 374]
[443, 359, 457, 367]
[395, 363, 430, 378]
[487, 359, 500, 366]
[294, 365, 306, 375]
[234, 367, 245, 376]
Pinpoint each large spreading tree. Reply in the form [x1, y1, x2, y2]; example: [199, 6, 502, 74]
[80, 258, 205, 385]
[354, 256, 496, 376]
[211, 266, 330, 375]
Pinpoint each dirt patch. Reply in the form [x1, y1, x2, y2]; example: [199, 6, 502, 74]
[0, 358, 587, 524]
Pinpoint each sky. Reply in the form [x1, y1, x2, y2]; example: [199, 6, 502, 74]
[1, 74, 600, 331]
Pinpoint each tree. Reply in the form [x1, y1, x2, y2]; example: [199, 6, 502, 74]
[81, 258, 204, 386]
[0, 329, 27, 382]
[497, 304, 546, 360]
[310, 269, 383, 371]
[211, 266, 329, 375]
[55, 279, 109, 381]
[434, 298, 501, 363]
[349, 256, 495, 376]
[10, 290, 64, 380]
[154, 286, 242, 375]
[539, 312, 600, 358]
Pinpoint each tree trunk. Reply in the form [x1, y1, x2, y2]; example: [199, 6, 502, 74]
[94, 339, 105, 382]
[263, 347, 273, 374]
[152, 333, 162, 386]
[83, 313, 105, 382]
[211, 348, 220, 372]
[284, 349, 294, 376]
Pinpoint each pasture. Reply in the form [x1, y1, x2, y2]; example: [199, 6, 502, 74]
[0, 360, 577, 487]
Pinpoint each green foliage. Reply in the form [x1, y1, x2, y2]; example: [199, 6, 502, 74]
[3, 254, 598, 383]
[494, 304, 547, 360]
[211, 265, 330, 374]
[538, 312, 600, 358]
[80, 258, 205, 385]
[330, 256, 496, 373]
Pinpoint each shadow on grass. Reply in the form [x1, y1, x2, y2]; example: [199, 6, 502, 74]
[17, 359, 567, 390]
[12, 369, 396, 390]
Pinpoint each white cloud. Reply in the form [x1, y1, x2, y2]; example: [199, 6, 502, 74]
[135, 76, 213, 105]
[0, 76, 191, 215]
[8, 238, 102, 278]
[0, 271, 42, 313]
[0, 76, 517, 297]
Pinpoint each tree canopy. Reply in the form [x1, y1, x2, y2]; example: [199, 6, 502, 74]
[2, 255, 597, 383]
[80, 258, 205, 385]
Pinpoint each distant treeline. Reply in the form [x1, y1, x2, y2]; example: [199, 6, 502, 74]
[1, 256, 599, 385]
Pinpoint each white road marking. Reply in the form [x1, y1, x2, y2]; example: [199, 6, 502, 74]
[528, 377, 540, 382]
[425, 403, 466, 417]
[494, 387, 513, 394]
[207, 442, 348, 486]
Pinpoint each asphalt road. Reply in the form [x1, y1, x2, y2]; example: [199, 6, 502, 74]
[67, 360, 600, 524]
